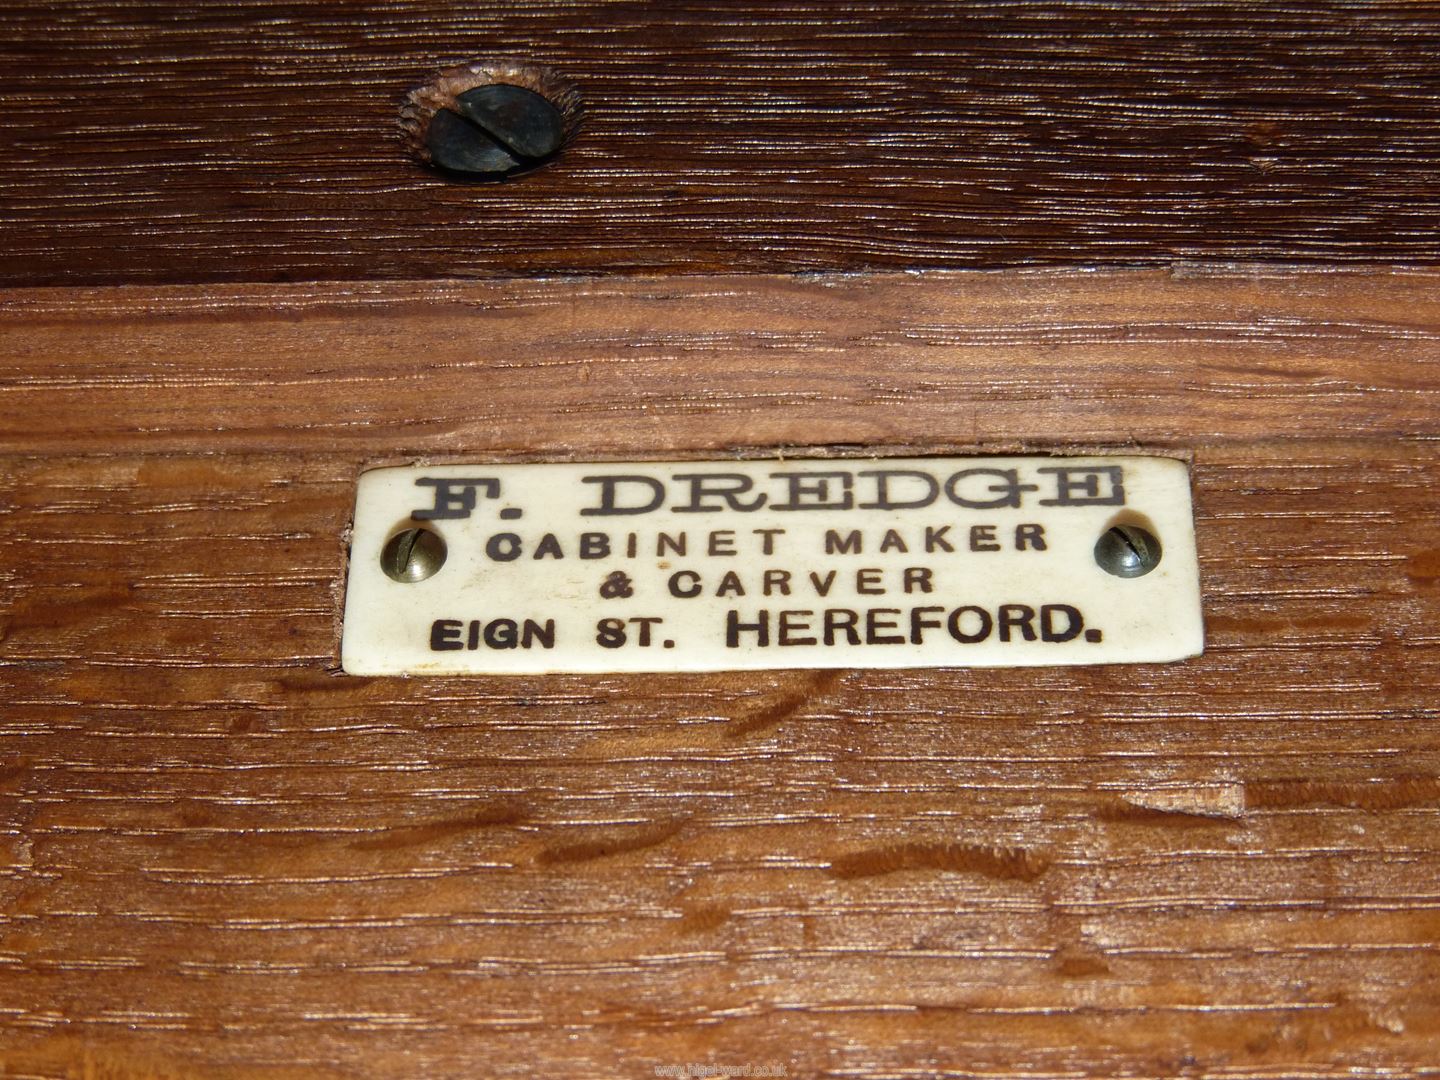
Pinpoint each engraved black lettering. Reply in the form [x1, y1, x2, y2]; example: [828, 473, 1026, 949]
[532, 533, 564, 559]
[910, 605, 945, 643]
[673, 473, 767, 513]
[878, 529, 908, 553]
[522, 619, 556, 649]
[579, 532, 611, 559]
[598, 570, 633, 598]
[484, 619, 519, 649]
[770, 471, 854, 511]
[708, 530, 736, 556]
[826, 529, 862, 555]
[924, 526, 955, 554]
[486, 533, 523, 561]
[779, 610, 817, 646]
[763, 569, 792, 596]
[856, 569, 884, 595]
[726, 609, 770, 647]
[1015, 523, 1047, 551]
[442, 617, 557, 651]
[944, 468, 1038, 510]
[865, 608, 905, 644]
[413, 477, 500, 521]
[998, 604, 1037, 642]
[657, 532, 687, 557]
[856, 469, 939, 510]
[947, 606, 992, 644]
[1037, 465, 1125, 506]
[969, 525, 1000, 552]
[630, 617, 662, 646]
[1040, 605, 1083, 643]
[903, 567, 934, 594]
[668, 570, 702, 598]
[716, 570, 745, 597]
[753, 528, 785, 555]
[823, 608, 861, 645]
[808, 570, 838, 596]
[430, 619, 464, 651]
[580, 475, 665, 516]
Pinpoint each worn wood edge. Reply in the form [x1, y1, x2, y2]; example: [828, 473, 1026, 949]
[2, 266, 1439, 457]
[0, 263, 1435, 316]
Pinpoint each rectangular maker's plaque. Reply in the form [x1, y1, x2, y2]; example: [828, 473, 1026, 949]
[341, 456, 1202, 675]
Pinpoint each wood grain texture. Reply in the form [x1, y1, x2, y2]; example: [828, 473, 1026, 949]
[2, 267, 1439, 455]
[2, 1, 1440, 286]
[1, 270, 1438, 1076]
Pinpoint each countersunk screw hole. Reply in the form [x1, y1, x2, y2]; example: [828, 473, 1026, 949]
[1094, 524, 1162, 578]
[381, 527, 447, 583]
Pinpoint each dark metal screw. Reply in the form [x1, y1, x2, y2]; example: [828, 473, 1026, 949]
[1094, 524, 1163, 578]
[380, 527, 447, 583]
[426, 84, 566, 177]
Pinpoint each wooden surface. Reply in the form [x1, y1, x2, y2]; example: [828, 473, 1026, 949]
[1, 268, 1438, 1077]
[3, 1, 1440, 286]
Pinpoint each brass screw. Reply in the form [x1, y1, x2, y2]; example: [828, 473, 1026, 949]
[380, 527, 447, 583]
[1094, 525, 1162, 578]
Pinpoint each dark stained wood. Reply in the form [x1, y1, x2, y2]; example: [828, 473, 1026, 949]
[1, 271, 1438, 1076]
[1, 1, 1439, 286]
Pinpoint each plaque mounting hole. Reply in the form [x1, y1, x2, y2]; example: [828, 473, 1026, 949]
[381, 526, 447, 583]
[1094, 524, 1162, 578]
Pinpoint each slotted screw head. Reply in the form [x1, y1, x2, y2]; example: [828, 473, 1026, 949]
[426, 84, 565, 177]
[380, 527, 447, 583]
[1094, 524, 1163, 578]
[456, 84, 565, 159]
